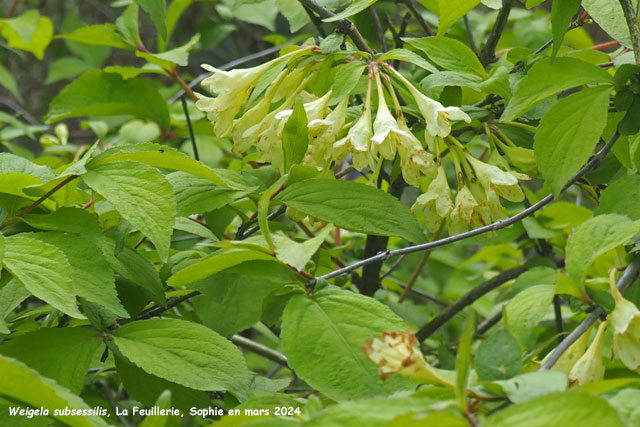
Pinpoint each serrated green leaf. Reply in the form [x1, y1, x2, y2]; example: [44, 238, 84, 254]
[0, 327, 102, 394]
[595, 175, 640, 220]
[0, 354, 109, 427]
[135, 34, 200, 69]
[103, 65, 166, 79]
[45, 57, 95, 85]
[27, 232, 128, 318]
[173, 217, 218, 241]
[533, 85, 611, 196]
[21, 207, 102, 237]
[0, 279, 29, 334]
[0, 63, 21, 102]
[282, 100, 309, 172]
[47, 70, 170, 128]
[167, 172, 248, 217]
[116, 3, 142, 47]
[3, 235, 83, 319]
[485, 392, 624, 427]
[135, 0, 167, 40]
[277, 0, 310, 32]
[167, 248, 276, 287]
[501, 58, 613, 122]
[506, 285, 555, 349]
[0, 11, 53, 59]
[566, 214, 640, 285]
[582, 0, 633, 48]
[112, 318, 250, 396]
[276, 179, 426, 243]
[323, 0, 378, 22]
[550, 0, 581, 59]
[329, 61, 367, 106]
[476, 328, 522, 381]
[83, 161, 176, 262]
[378, 49, 438, 73]
[404, 36, 486, 77]
[436, 0, 480, 38]
[57, 25, 131, 49]
[493, 371, 568, 404]
[273, 227, 331, 270]
[281, 287, 412, 401]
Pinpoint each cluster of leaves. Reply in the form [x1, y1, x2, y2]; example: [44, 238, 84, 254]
[1, 0, 640, 426]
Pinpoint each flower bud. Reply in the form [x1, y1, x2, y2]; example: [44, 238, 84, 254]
[448, 186, 478, 236]
[542, 325, 592, 375]
[54, 123, 69, 145]
[568, 321, 607, 385]
[609, 271, 640, 370]
[363, 330, 454, 386]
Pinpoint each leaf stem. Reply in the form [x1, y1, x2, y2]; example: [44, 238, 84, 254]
[479, 0, 514, 66]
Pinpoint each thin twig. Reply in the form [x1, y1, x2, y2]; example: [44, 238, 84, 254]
[386, 276, 445, 305]
[539, 256, 640, 370]
[298, 0, 375, 55]
[0, 175, 78, 230]
[416, 266, 528, 341]
[231, 334, 289, 366]
[306, 133, 619, 286]
[181, 97, 199, 161]
[398, 250, 430, 302]
[619, 0, 640, 64]
[464, 15, 478, 55]
[474, 310, 504, 337]
[553, 295, 564, 345]
[137, 291, 202, 320]
[380, 254, 406, 279]
[302, 3, 327, 37]
[6, 0, 20, 18]
[404, 0, 433, 36]
[480, 0, 514, 66]
[370, 6, 389, 52]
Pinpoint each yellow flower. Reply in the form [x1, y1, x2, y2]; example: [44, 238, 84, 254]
[395, 119, 437, 187]
[363, 330, 454, 387]
[54, 123, 68, 145]
[411, 167, 453, 233]
[333, 109, 373, 171]
[609, 271, 640, 370]
[568, 321, 607, 385]
[448, 186, 478, 236]
[371, 97, 408, 160]
[465, 153, 525, 202]
[307, 96, 349, 166]
[387, 67, 471, 137]
[543, 325, 592, 375]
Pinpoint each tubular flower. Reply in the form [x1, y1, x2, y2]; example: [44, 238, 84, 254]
[371, 73, 408, 160]
[543, 325, 592, 375]
[333, 105, 373, 171]
[411, 167, 453, 233]
[465, 154, 525, 202]
[387, 67, 471, 137]
[306, 96, 349, 167]
[255, 108, 292, 172]
[363, 330, 454, 387]
[395, 119, 437, 187]
[609, 271, 640, 370]
[448, 186, 478, 236]
[569, 321, 608, 385]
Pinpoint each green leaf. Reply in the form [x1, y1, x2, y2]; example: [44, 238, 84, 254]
[323, 0, 378, 22]
[329, 61, 367, 105]
[505, 285, 555, 349]
[139, 390, 177, 427]
[28, 232, 128, 318]
[116, 3, 142, 47]
[485, 392, 625, 427]
[582, 0, 633, 48]
[168, 172, 248, 217]
[98, 237, 166, 306]
[0, 327, 102, 394]
[456, 311, 474, 410]
[3, 235, 83, 319]
[501, 58, 614, 122]
[192, 261, 292, 337]
[21, 207, 102, 238]
[276, 179, 426, 243]
[533, 85, 611, 196]
[115, 355, 210, 415]
[82, 161, 176, 262]
[306, 397, 433, 427]
[493, 371, 568, 404]
[0, 279, 30, 334]
[0, 354, 109, 427]
[135, 34, 200, 69]
[476, 328, 522, 381]
[45, 57, 95, 85]
[168, 248, 276, 287]
[274, 227, 331, 270]
[281, 287, 412, 401]
[112, 318, 250, 396]
[566, 214, 640, 285]
[608, 389, 640, 427]
[595, 175, 640, 220]
[404, 36, 486, 77]
[135, 0, 167, 40]
[47, 70, 170, 128]
[0, 11, 53, 59]
[90, 144, 226, 186]
[550, 0, 581, 59]
[282, 100, 309, 172]
[173, 217, 218, 241]
[277, 0, 310, 32]
[0, 63, 21, 102]
[104, 65, 166, 79]
[436, 0, 480, 37]
[378, 49, 438, 73]
[57, 25, 131, 49]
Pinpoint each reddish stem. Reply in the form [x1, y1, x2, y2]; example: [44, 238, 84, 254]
[591, 40, 620, 50]
[6, 0, 20, 18]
